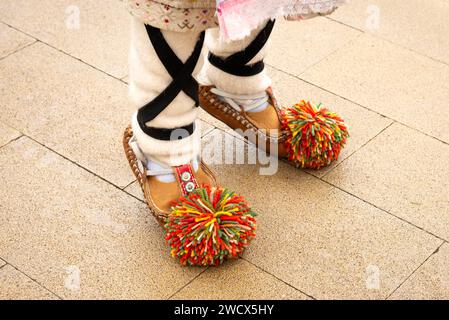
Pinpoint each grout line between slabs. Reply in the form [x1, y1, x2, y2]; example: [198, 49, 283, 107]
[385, 242, 446, 300]
[242, 258, 316, 300]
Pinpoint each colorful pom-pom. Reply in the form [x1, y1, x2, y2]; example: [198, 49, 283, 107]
[165, 186, 257, 267]
[281, 100, 349, 169]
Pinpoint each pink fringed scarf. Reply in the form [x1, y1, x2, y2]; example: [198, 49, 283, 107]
[216, 0, 346, 40]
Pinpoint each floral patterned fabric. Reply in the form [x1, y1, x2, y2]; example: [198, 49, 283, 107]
[123, 0, 344, 34]
[123, 0, 218, 32]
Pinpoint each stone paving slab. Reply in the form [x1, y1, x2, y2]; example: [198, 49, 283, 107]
[325, 122, 449, 241]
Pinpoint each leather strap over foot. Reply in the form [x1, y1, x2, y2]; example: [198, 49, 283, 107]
[208, 19, 275, 77]
[137, 26, 205, 140]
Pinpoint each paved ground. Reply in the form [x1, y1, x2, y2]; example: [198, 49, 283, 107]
[1, 0, 449, 300]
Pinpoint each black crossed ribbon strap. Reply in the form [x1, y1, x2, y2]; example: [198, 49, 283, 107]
[208, 19, 275, 77]
[137, 25, 205, 141]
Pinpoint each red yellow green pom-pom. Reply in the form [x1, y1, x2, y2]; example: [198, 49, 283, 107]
[165, 186, 257, 267]
[281, 100, 349, 169]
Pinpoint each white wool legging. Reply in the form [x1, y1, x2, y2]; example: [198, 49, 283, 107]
[129, 17, 271, 166]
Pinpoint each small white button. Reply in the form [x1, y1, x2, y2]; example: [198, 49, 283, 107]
[185, 182, 195, 193]
[181, 172, 191, 182]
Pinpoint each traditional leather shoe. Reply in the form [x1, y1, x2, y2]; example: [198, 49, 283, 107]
[123, 125, 257, 266]
[199, 85, 349, 170]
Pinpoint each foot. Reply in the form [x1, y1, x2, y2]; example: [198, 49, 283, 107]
[123, 125, 257, 266]
[199, 85, 349, 169]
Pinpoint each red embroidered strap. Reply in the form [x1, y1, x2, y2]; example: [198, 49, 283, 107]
[174, 164, 199, 196]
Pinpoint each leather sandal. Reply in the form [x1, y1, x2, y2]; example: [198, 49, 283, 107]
[199, 85, 349, 169]
[123, 125, 257, 266]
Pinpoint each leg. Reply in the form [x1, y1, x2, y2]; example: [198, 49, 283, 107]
[129, 16, 204, 167]
[200, 20, 284, 151]
[126, 16, 217, 215]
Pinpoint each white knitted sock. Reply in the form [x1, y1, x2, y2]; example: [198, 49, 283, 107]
[128, 16, 204, 167]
